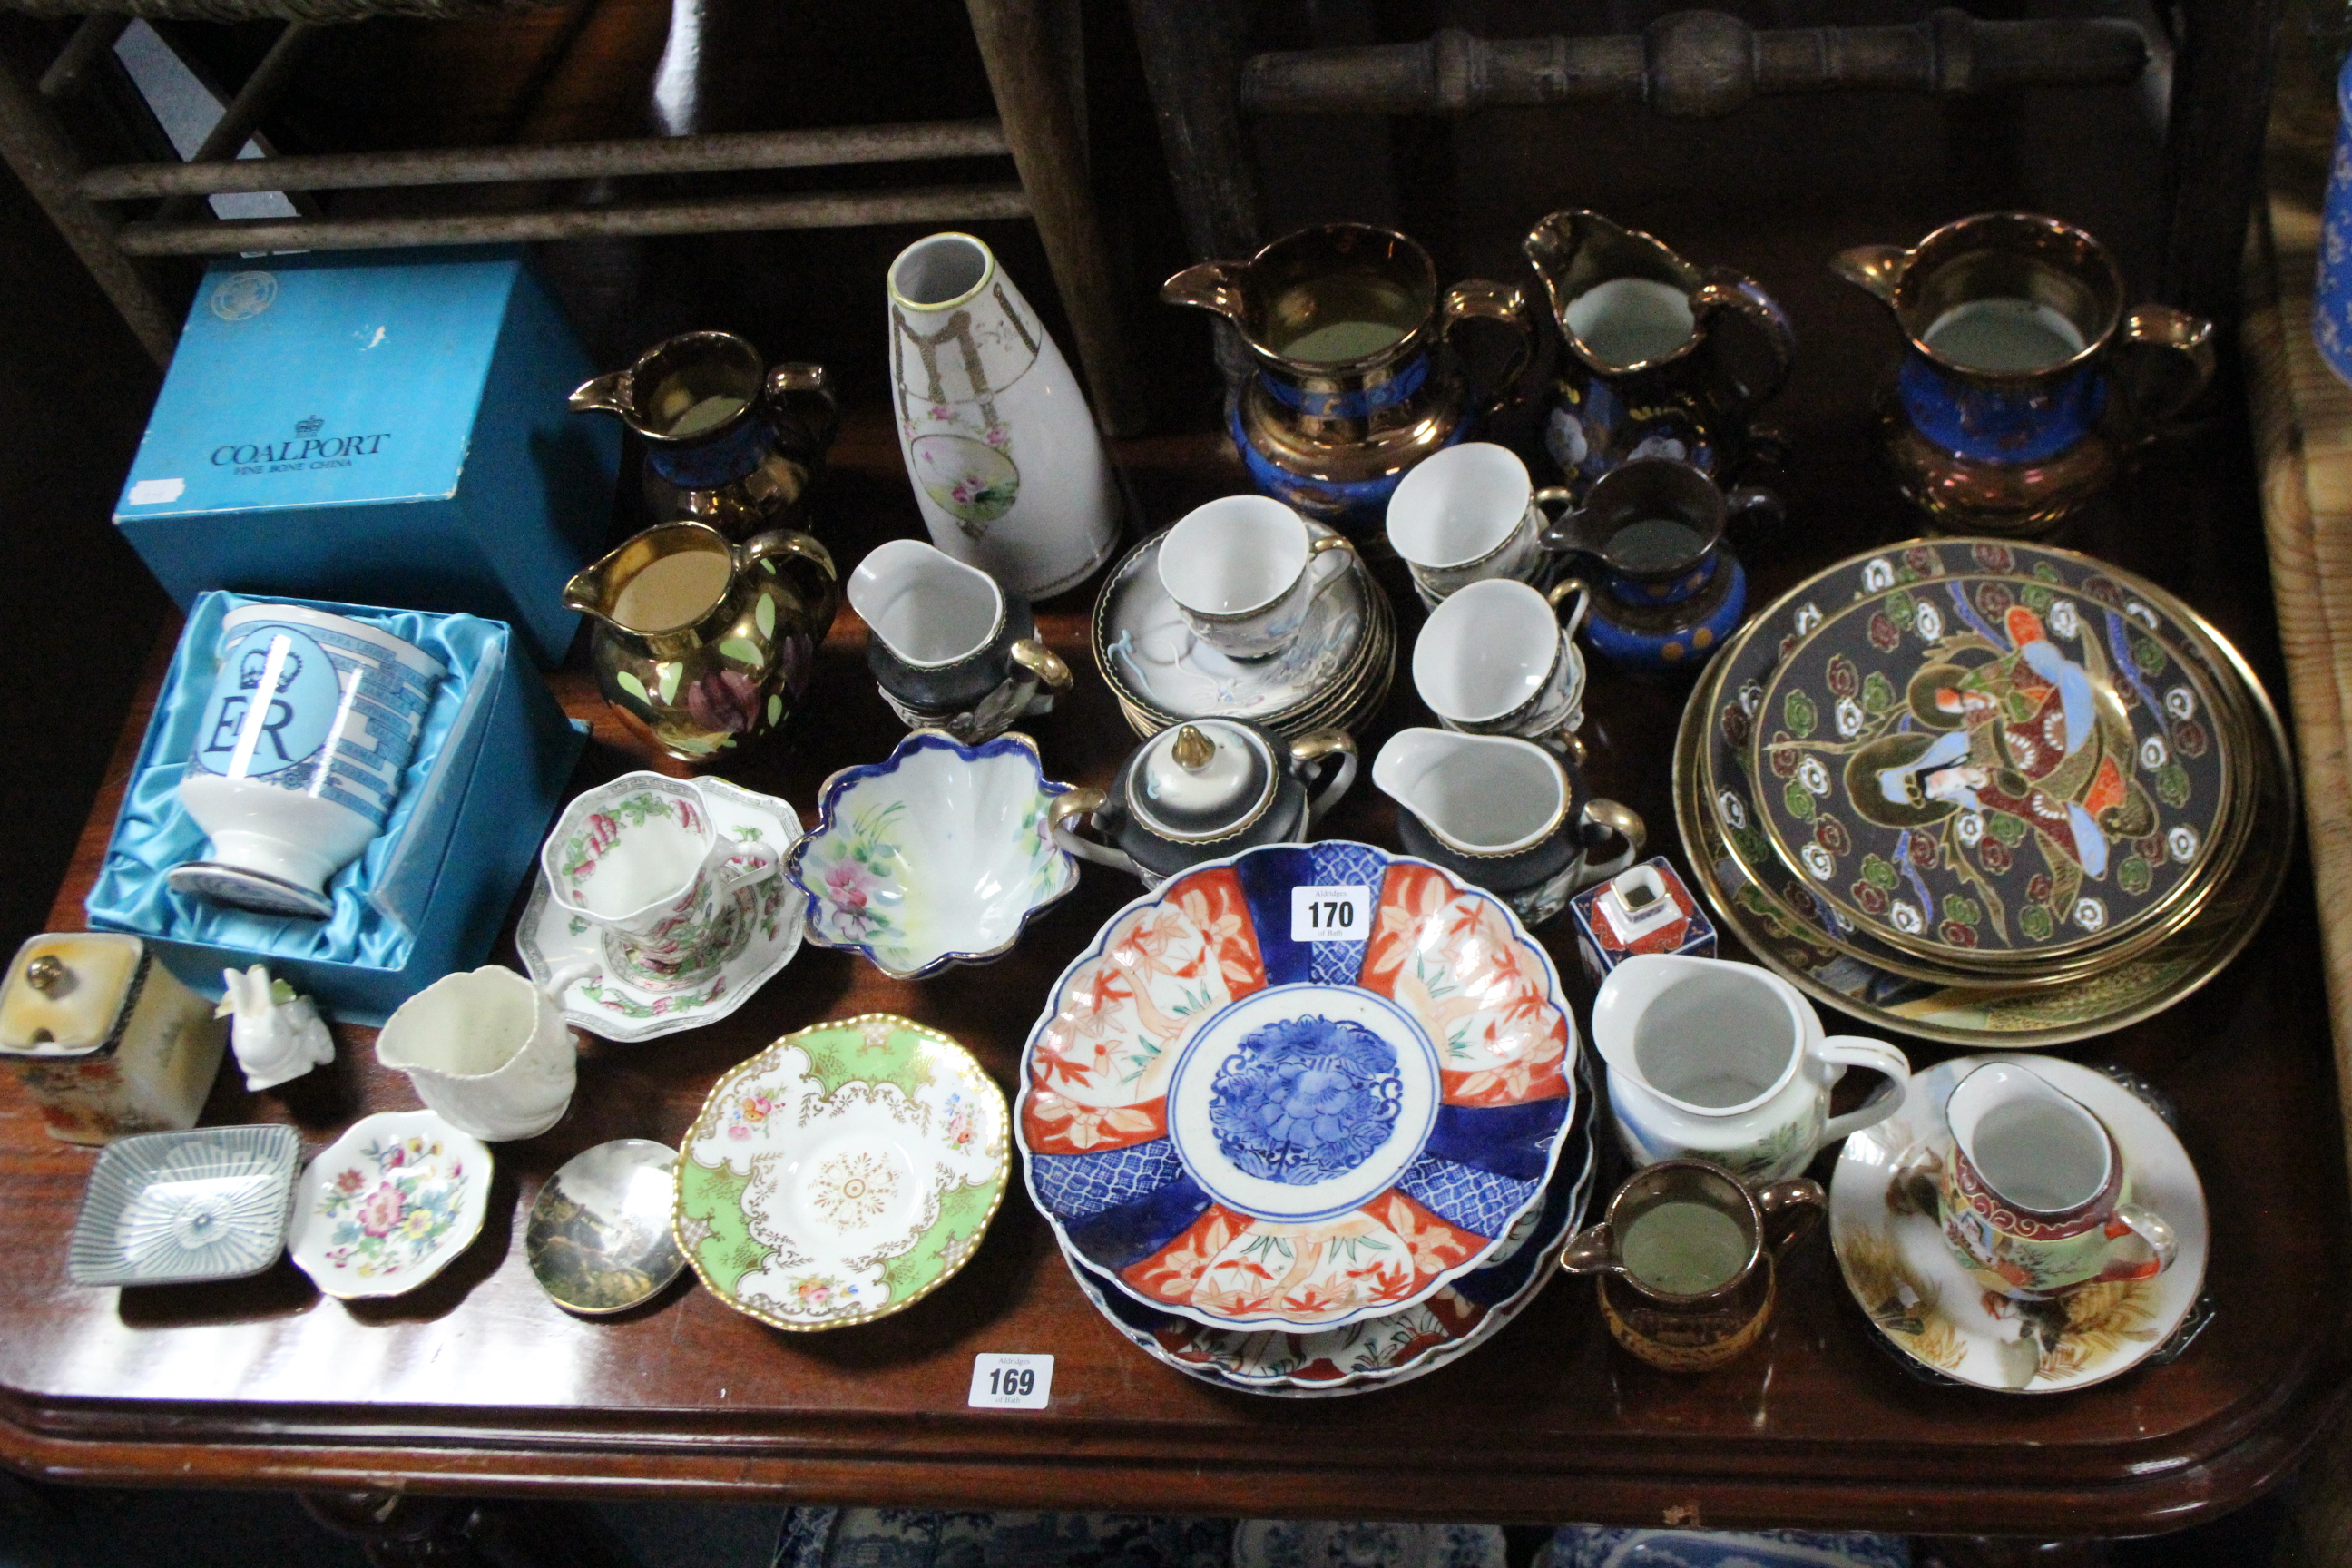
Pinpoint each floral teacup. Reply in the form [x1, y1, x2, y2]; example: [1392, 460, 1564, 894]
[541, 773, 781, 994]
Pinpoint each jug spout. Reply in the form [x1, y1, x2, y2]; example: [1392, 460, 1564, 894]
[562, 558, 622, 630]
[568, 368, 635, 420]
[1524, 210, 1684, 322]
[1371, 728, 1565, 857]
[1586, 952, 1716, 1083]
[1829, 244, 1913, 309]
[1160, 260, 1250, 324]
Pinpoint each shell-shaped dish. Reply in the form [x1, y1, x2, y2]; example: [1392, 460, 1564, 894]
[787, 730, 1080, 981]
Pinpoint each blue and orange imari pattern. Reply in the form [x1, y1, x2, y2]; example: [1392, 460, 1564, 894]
[1019, 843, 1574, 1330]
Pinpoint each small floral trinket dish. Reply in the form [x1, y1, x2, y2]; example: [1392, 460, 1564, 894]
[788, 730, 1081, 981]
[1021, 840, 1579, 1332]
[674, 1014, 1009, 1331]
[68, 1124, 300, 1287]
[288, 1111, 492, 1299]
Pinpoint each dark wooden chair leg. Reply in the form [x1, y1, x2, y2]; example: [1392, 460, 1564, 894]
[965, 0, 1149, 436]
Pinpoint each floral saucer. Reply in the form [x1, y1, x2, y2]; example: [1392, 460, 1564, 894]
[673, 1014, 1009, 1330]
[789, 731, 1079, 982]
[1070, 1052, 1597, 1396]
[288, 1111, 491, 1299]
[517, 776, 804, 1044]
[1094, 524, 1379, 726]
[1828, 1054, 2210, 1393]
[1021, 840, 1579, 1332]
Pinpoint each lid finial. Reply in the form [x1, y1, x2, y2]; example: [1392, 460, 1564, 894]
[23, 956, 65, 995]
[1171, 725, 1214, 771]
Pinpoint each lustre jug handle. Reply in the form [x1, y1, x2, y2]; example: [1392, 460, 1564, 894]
[764, 361, 842, 456]
[1048, 789, 1144, 877]
[1440, 279, 1534, 411]
[1828, 244, 1914, 309]
[1754, 1176, 1825, 1255]
[739, 528, 841, 640]
[1009, 639, 1075, 699]
[2112, 306, 2217, 436]
[1288, 729, 1359, 825]
[1816, 1035, 1911, 1144]
[1691, 268, 1797, 414]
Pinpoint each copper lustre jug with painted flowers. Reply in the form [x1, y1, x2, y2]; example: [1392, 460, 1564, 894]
[564, 522, 838, 763]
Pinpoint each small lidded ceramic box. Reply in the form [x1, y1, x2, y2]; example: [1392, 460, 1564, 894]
[0, 935, 226, 1145]
[1568, 857, 1716, 987]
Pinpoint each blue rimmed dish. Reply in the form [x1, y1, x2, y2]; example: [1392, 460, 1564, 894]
[1019, 839, 1581, 1332]
[787, 730, 1081, 982]
[68, 1124, 300, 1287]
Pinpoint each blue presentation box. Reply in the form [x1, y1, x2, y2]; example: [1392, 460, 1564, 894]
[112, 247, 618, 667]
[85, 593, 587, 1026]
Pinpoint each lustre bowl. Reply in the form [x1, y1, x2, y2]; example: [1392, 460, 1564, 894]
[788, 730, 1082, 981]
[1019, 840, 1581, 1331]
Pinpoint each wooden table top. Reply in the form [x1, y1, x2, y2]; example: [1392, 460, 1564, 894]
[2, 389, 2347, 1534]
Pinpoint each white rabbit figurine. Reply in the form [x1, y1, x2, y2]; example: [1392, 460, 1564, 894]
[216, 965, 334, 1092]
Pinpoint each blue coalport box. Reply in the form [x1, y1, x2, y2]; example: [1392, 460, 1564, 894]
[84, 592, 587, 1026]
[113, 247, 619, 667]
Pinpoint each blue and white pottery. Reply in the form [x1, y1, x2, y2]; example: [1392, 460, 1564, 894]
[68, 1123, 300, 1286]
[2318, 48, 2352, 387]
[1020, 840, 1578, 1331]
[789, 730, 1080, 982]
[1543, 1526, 1910, 1568]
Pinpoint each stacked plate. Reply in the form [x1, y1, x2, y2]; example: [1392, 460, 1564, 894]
[1016, 840, 1590, 1395]
[1093, 524, 1396, 741]
[1673, 538, 2296, 1047]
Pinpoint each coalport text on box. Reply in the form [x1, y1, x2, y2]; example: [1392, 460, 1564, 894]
[212, 433, 393, 475]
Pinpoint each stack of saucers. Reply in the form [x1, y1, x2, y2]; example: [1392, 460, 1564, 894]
[1092, 524, 1396, 741]
[1672, 538, 2295, 1048]
[1016, 840, 1592, 1395]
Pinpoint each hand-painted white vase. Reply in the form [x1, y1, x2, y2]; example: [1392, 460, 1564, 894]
[887, 231, 1121, 600]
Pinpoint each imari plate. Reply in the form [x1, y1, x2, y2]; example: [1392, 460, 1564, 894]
[1020, 841, 1578, 1332]
[68, 1124, 299, 1287]
[1829, 1055, 2209, 1394]
[674, 1014, 1009, 1331]
[1751, 572, 2232, 962]
[287, 1111, 491, 1299]
[1070, 1051, 1597, 1396]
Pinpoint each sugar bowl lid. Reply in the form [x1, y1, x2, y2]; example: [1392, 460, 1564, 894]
[1128, 721, 1277, 842]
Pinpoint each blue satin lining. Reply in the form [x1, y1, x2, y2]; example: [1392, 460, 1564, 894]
[86, 591, 496, 976]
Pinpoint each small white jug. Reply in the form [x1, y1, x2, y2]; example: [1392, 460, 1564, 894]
[1592, 954, 1909, 1180]
[377, 965, 581, 1142]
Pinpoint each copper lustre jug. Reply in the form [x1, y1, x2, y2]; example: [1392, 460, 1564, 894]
[1161, 223, 1533, 535]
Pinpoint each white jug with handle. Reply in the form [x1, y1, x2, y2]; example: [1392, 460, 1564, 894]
[376, 964, 589, 1142]
[1592, 954, 1909, 1181]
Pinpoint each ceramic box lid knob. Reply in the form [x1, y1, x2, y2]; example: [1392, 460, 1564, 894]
[0, 935, 144, 1057]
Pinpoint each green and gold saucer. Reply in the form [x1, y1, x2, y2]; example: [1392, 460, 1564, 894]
[673, 1014, 1009, 1331]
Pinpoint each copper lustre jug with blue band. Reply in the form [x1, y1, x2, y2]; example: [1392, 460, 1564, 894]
[571, 330, 839, 537]
[1161, 224, 1533, 535]
[1832, 212, 2214, 536]
[1523, 210, 1795, 498]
